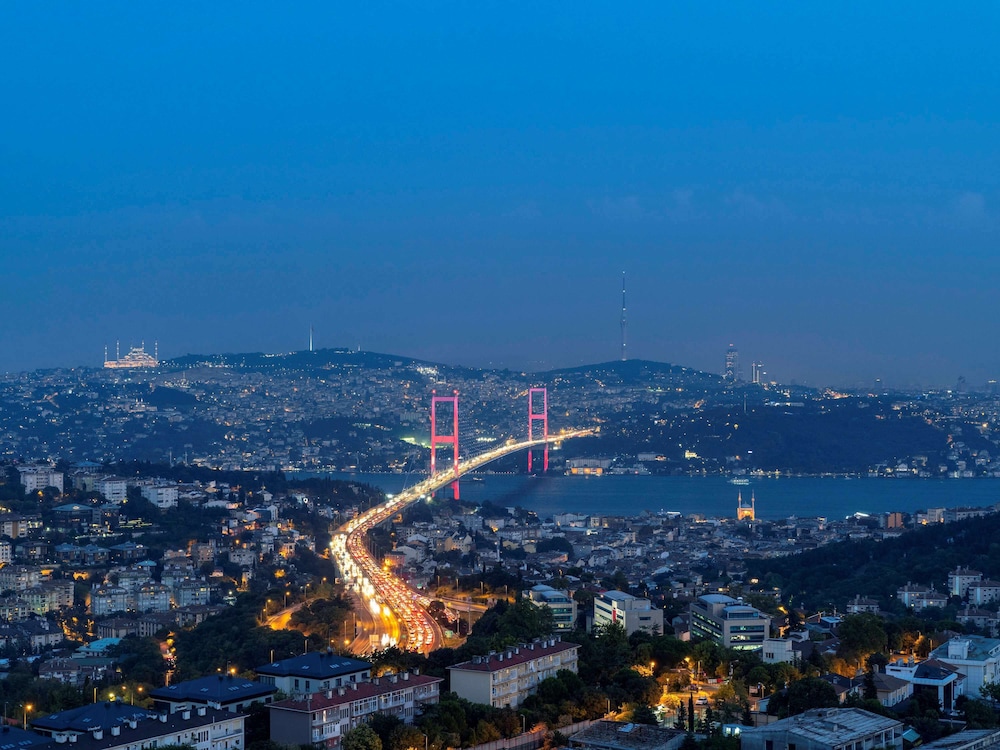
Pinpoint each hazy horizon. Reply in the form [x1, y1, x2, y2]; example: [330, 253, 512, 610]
[3, 5, 998, 388]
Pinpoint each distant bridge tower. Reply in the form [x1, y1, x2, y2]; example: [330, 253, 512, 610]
[527, 387, 549, 473]
[430, 390, 460, 499]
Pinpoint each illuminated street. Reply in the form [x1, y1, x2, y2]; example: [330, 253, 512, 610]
[330, 429, 593, 653]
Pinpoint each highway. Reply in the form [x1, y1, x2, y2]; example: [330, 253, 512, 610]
[330, 428, 594, 654]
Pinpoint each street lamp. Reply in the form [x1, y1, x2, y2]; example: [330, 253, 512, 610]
[22, 704, 31, 729]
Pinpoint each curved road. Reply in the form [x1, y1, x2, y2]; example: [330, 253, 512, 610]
[330, 429, 594, 654]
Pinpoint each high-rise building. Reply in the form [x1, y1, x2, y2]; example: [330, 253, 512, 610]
[751, 361, 764, 385]
[724, 344, 740, 382]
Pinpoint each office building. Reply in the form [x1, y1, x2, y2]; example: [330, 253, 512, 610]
[689, 594, 770, 651]
[525, 585, 578, 631]
[593, 590, 664, 636]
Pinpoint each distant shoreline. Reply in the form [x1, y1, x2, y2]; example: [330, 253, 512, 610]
[298, 472, 1000, 521]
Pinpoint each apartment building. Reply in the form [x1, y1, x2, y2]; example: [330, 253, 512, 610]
[269, 672, 441, 750]
[448, 637, 579, 709]
[255, 651, 372, 697]
[17, 466, 63, 494]
[33, 703, 244, 750]
[150, 675, 277, 714]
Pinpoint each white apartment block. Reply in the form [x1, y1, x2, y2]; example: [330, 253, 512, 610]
[593, 590, 664, 635]
[0, 565, 42, 592]
[448, 637, 580, 709]
[91, 586, 131, 616]
[24, 581, 74, 615]
[17, 466, 64, 494]
[176, 581, 211, 607]
[0, 598, 31, 622]
[95, 476, 129, 503]
[137, 583, 173, 613]
[949, 567, 983, 598]
[0, 515, 42, 539]
[970, 581, 1000, 606]
[140, 483, 180, 510]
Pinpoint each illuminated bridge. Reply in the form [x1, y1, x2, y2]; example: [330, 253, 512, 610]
[329, 426, 594, 654]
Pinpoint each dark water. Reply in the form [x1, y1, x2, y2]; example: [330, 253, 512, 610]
[312, 472, 1000, 520]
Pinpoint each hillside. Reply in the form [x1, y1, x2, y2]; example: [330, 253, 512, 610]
[746, 512, 1000, 611]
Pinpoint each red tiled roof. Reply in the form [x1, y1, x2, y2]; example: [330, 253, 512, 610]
[448, 640, 579, 673]
[270, 674, 442, 711]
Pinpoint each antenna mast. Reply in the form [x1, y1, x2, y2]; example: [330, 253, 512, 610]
[309, 325, 314, 353]
[620, 271, 627, 361]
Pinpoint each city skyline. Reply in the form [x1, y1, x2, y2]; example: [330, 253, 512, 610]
[3, 5, 998, 388]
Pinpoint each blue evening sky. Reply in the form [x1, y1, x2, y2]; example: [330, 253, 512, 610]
[2, 3, 998, 387]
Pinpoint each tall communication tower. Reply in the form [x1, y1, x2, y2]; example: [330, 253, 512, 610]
[620, 271, 627, 361]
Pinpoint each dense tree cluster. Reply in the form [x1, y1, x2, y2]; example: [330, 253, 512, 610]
[747, 512, 1000, 611]
[173, 594, 326, 680]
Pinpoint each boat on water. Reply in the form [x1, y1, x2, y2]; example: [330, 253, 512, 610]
[728, 477, 750, 485]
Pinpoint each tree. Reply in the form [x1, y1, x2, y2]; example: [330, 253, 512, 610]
[768, 677, 839, 718]
[585, 622, 631, 685]
[674, 700, 687, 730]
[474, 720, 501, 744]
[368, 714, 404, 750]
[630, 703, 657, 726]
[837, 613, 888, 669]
[961, 697, 998, 729]
[981, 681, 1000, 705]
[108, 636, 167, 686]
[389, 725, 427, 750]
[343, 725, 382, 750]
[863, 670, 877, 701]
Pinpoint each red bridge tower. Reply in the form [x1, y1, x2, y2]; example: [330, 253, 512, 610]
[430, 390, 460, 499]
[527, 387, 548, 473]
